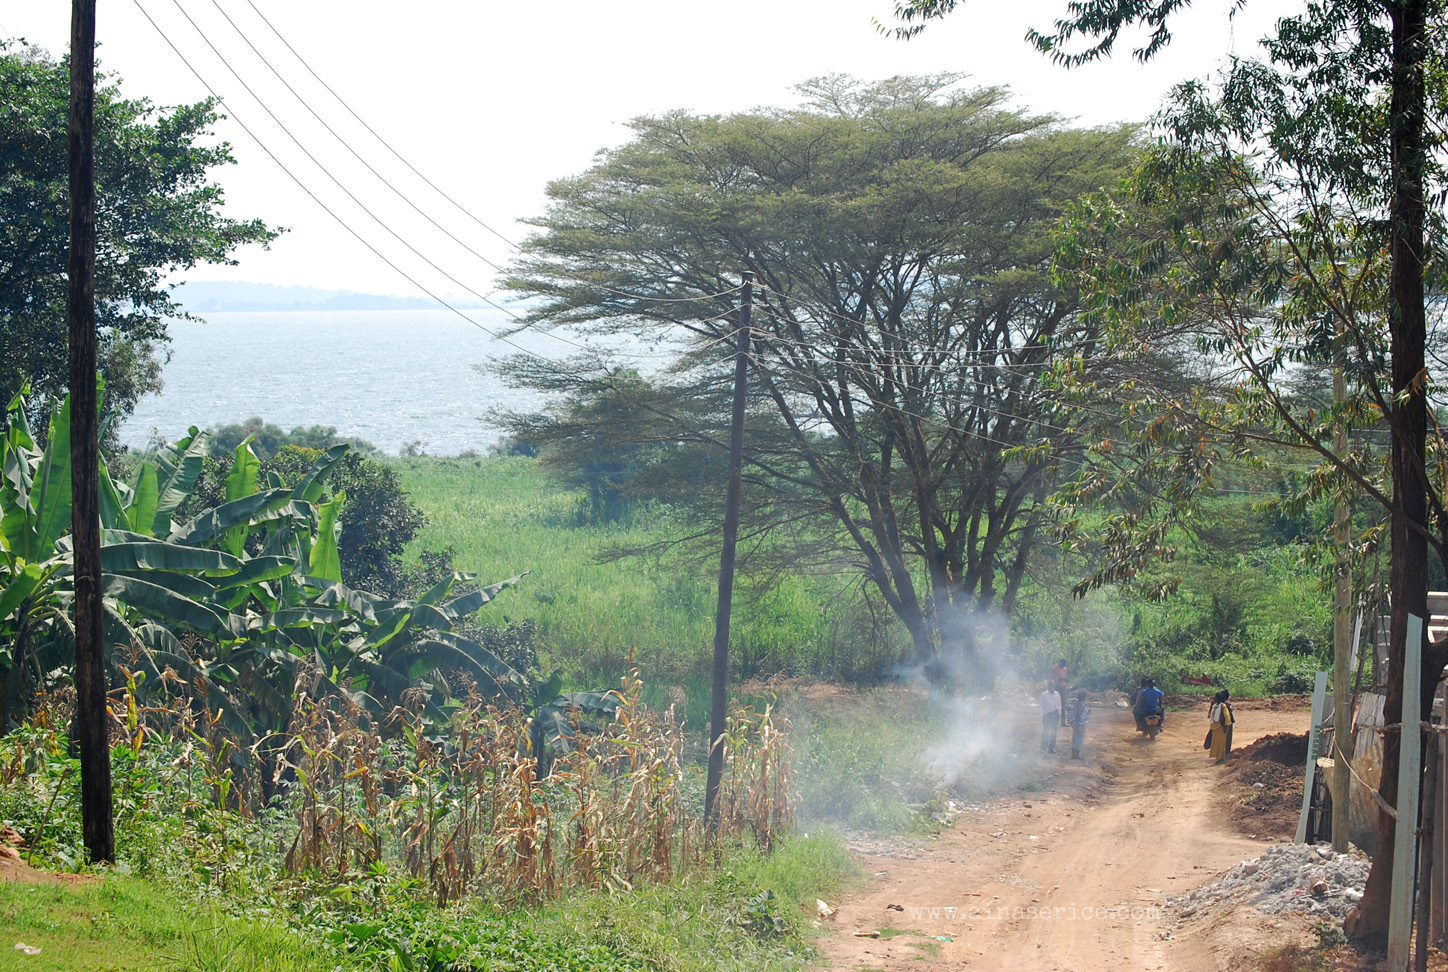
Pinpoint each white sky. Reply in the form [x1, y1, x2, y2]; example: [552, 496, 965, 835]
[5, 0, 1293, 299]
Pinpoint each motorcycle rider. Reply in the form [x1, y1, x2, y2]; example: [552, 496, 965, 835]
[1132, 677, 1165, 732]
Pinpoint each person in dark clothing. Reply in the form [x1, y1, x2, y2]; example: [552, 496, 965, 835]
[1133, 678, 1165, 732]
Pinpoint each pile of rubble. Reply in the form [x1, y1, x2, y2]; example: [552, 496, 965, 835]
[1168, 843, 1369, 921]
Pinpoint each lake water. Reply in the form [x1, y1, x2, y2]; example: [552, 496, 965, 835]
[120, 309, 646, 455]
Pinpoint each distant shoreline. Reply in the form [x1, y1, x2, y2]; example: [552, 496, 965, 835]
[170, 280, 495, 315]
[176, 301, 492, 314]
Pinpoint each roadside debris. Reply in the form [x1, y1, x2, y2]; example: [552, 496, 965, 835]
[1169, 843, 1369, 921]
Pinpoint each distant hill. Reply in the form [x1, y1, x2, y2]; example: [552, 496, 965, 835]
[171, 281, 488, 313]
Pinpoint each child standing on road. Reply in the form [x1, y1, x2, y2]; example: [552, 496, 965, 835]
[1067, 691, 1090, 759]
[1039, 681, 1062, 754]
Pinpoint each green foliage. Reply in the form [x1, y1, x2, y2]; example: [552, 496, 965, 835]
[186, 444, 427, 597]
[0, 683, 839, 972]
[1, 389, 529, 747]
[789, 690, 947, 831]
[390, 456, 910, 685]
[501, 76, 1147, 673]
[208, 417, 376, 460]
[269, 446, 425, 596]
[0, 41, 279, 422]
[501, 370, 723, 525]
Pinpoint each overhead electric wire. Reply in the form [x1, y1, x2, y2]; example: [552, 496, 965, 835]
[130, 0, 742, 385]
[162, 0, 631, 360]
[154, 0, 739, 365]
[231, 0, 743, 307]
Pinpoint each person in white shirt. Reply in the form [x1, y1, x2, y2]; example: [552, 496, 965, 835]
[1039, 681, 1062, 753]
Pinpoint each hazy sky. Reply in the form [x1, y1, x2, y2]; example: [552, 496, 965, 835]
[6, 0, 1293, 300]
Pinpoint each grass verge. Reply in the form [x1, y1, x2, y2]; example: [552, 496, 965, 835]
[0, 874, 336, 972]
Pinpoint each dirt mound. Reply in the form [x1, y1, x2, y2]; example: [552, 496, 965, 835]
[1223, 732, 1307, 839]
[1230, 732, 1309, 765]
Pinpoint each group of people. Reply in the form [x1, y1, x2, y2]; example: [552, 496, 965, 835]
[1039, 658, 1089, 759]
[1037, 661, 1238, 763]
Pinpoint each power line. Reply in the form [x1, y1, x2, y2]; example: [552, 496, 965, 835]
[129, 0, 733, 383]
[229, 0, 743, 308]
[163, 0, 615, 354]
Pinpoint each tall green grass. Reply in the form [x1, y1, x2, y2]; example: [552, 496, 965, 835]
[390, 456, 1335, 698]
[389, 456, 905, 685]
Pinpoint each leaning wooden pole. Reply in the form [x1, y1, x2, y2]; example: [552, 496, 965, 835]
[704, 273, 752, 825]
[68, 0, 114, 865]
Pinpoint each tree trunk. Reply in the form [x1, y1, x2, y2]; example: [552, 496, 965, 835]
[1346, 0, 1428, 939]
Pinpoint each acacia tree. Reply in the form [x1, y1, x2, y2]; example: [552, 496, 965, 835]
[889, 0, 1447, 936]
[0, 41, 278, 419]
[501, 77, 1150, 678]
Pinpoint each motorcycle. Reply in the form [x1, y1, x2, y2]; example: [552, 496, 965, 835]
[1133, 709, 1164, 739]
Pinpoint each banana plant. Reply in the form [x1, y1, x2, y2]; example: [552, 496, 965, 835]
[3, 386, 536, 750]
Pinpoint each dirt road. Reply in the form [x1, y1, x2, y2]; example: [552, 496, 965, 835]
[820, 698, 1314, 972]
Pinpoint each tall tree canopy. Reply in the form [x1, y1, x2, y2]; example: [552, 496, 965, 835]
[501, 76, 1149, 679]
[0, 41, 278, 418]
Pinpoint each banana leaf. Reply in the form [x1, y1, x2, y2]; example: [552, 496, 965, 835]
[394, 637, 520, 701]
[424, 631, 528, 694]
[290, 443, 349, 504]
[0, 563, 44, 623]
[98, 460, 132, 532]
[225, 438, 261, 502]
[443, 573, 526, 617]
[100, 528, 165, 546]
[299, 576, 380, 622]
[102, 573, 237, 638]
[212, 556, 296, 591]
[150, 429, 208, 537]
[222, 438, 262, 556]
[105, 568, 216, 603]
[403, 602, 454, 632]
[126, 463, 159, 537]
[364, 606, 412, 652]
[100, 542, 240, 574]
[249, 607, 352, 632]
[308, 490, 345, 583]
[169, 489, 295, 546]
[30, 396, 73, 561]
[555, 690, 623, 715]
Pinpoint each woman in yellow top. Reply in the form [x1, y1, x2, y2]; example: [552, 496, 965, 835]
[1208, 690, 1235, 763]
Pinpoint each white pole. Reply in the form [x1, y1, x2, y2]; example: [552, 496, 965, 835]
[1297, 670, 1330, 844]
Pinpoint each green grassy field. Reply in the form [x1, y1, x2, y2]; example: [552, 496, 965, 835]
[390, 456, 1336, 699]
[390, 456, 903, 697]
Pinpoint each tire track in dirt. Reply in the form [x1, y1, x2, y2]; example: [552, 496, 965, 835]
[818, 699, 1312, 972]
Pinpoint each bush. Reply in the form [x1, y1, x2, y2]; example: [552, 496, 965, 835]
[209, 417, 375, 459]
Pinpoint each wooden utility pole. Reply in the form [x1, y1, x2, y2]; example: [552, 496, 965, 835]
[1332, 361, 1351, 854]
[68, 0, 114, 864]
[704, 273, 752, 825]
